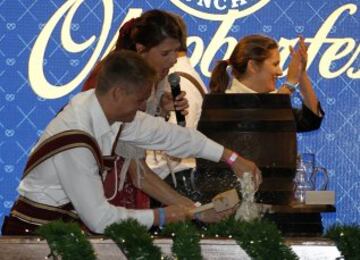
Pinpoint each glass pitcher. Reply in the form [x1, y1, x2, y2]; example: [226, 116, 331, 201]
[294, 154, 330, 203]
[310, 166, 329, 191]
[300, 153, 315, 181]
[294, 153, 314, 203]
[293, 163, 313, 203]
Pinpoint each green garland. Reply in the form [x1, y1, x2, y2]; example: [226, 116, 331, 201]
[161, 221, 202, 260]
[36, 220, 96, 260]
[38, 219, 360, 259]
[204, 218, 298, 260]
[104, 218, 163, 259]
[325, 224, 360, 259]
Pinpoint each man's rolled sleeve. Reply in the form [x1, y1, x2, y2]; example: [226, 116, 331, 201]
[127, 209, 154, 229]
[200, 138, 224, 162]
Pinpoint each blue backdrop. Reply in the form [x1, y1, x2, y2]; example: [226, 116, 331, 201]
[0, 0, 359, 231]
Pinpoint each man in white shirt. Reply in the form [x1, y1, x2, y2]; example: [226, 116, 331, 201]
[2, 50, 261, 235]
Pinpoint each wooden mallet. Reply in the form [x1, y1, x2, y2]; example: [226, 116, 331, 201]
[190, 189, 240, 214]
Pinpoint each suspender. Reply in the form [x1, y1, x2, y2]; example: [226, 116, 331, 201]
[111, 124, 124, 155]
[23, 125, 125, 177]
[175, 71, 206, 98]
[8, 128, 123, 232]
[23, 130, 103, 179]
[102, 125, 124, 170]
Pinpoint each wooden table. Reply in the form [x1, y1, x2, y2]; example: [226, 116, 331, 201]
[264, 202, 335, 236]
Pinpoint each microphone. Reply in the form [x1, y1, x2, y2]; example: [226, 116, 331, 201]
[168, 73, 186, 127]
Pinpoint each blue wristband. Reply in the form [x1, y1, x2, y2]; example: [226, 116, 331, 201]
[158, 208, 166, 228]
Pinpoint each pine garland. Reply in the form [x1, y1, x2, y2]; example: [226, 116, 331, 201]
[104, 218, 162, 259]
[325, 224, 360, 259]
[36, 220, 96, 260]
[38, 219, 360, 259]
[205, 218, 298, 260]
[161, 221, 202, 260]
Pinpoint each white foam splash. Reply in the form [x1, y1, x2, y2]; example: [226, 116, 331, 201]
[235, 172, 266, 221]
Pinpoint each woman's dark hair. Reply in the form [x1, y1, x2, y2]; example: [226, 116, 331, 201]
[209, 34, 278, 93]
[83, 9, 182, 91]
[116, 9, 183, 52]
[171, 13, 188, 52]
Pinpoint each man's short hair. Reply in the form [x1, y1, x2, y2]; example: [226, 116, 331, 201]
[95, 50, 156, 95]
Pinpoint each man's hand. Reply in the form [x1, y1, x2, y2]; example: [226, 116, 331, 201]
[221, 148, 262, 190]
[164, 204, 193, 223]
[195, 206, 237, 224]
[173, 195, 196, 208]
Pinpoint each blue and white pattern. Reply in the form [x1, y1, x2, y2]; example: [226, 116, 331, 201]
[0, 0, 359, 231]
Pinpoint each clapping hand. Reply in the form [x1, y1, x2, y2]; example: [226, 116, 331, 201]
[287, 35, 308, 84]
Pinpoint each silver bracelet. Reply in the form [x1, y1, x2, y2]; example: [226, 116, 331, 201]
[283, 81, 299, 93]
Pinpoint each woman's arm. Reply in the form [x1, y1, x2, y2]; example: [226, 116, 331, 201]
[280, 36, 322, 116]
[298, 36, 322, 115]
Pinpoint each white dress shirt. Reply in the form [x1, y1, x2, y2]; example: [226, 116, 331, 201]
[146, 56, 208, 179]
[18, 90, 223, 233]
[145, 77, 167, 117]
[227, 78, 269, 93]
